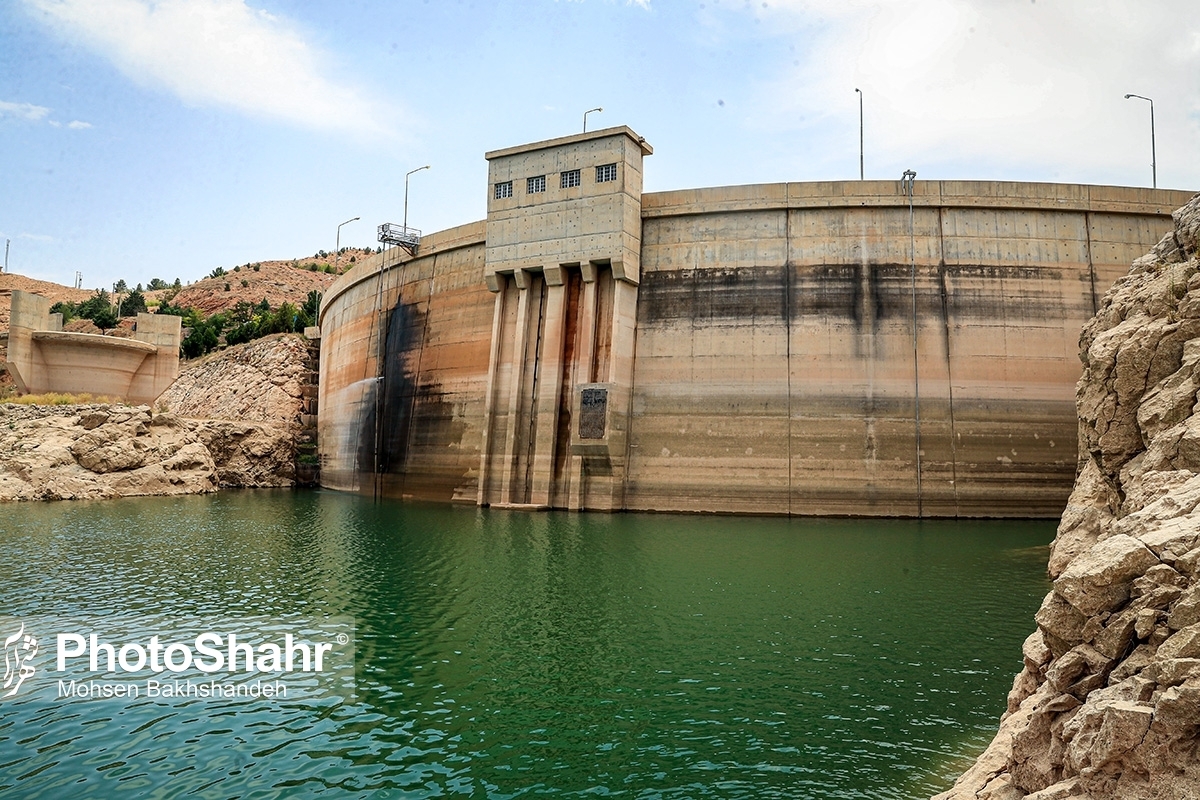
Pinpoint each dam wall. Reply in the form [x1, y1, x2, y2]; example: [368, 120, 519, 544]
[317, 126, 1194, 516]
[628, 182, 1188, 516]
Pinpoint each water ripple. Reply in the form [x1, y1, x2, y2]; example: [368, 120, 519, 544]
[0, 492, 1051, 798]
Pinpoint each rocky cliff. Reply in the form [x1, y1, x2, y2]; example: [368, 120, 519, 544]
[157, 333, 308, 423]
[937, 193, 1200, 799]
[0, 404, 294, 501]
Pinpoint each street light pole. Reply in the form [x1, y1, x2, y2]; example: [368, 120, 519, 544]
[855, 88, 864, 180]
[583, 107, 603, 133]
[404, 165, 431, 232]
[1124, 93, 1156, 189]
[335, 217, 360, 273]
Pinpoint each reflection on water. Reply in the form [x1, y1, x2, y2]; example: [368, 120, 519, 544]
[0, 491, 1052, 798]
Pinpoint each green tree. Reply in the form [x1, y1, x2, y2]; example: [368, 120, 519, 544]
[148, 278, 169, 290]
[50, 301, 78, 323]
[209, 266, 226, 279]
[114, 279, 128, 293]
[90, 304, 118, 331]
[121, 289, 148, 317]
[76, 289, 112, 322]
[299, 290, 321, 328]
[155, 300, 186, 317]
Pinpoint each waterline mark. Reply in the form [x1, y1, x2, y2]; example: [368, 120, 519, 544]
[1, 616, 355, 705]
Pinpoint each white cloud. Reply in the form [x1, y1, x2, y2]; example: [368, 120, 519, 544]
[21, 0, 393, 135]
[748, 0, 1200, 187]
[0, 100, 52, 121]
[67, 120, 92, 129]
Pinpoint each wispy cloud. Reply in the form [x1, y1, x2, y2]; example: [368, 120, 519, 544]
[2, 99, 92, 129]
[745, 0, 1200, 184]
[21, 0, 393, 136]
[0, 100, 52, 121]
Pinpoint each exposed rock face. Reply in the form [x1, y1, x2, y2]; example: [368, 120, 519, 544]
[936, 193, 1200, 799]
[0, 404, 294, 501]
[156, 333, 307, 424]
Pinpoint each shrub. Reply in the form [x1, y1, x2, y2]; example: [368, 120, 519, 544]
[50, 300, 78, 323]
[241, 279, 249, 287]
[253, 264, 260, 272]
[224, 283, 231, 292]
[209, 266, 226, 279]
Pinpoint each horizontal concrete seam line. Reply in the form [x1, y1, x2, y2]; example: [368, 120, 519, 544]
[319, 231, 486, 327]
[640, 197, 1193, 219]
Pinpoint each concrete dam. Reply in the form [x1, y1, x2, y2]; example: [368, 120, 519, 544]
[317, 126, 1195, 517]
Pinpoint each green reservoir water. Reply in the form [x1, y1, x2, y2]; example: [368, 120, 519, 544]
[0, 490, 1052, 799]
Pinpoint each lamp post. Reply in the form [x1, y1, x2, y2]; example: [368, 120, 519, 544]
[335, 217, 360, 273]
[1124, 93, 1156, 189]
[404, 165, 430, 233]
[583, 107, 603, 133]
[855, 88, 864, 180]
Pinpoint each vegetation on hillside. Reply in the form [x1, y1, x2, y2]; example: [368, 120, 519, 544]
[157, 289, 321, 359]
[51, 289, 117, 330]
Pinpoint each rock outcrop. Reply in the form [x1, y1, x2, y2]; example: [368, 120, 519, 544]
[156, 333, 309, 424]
[937, 193, 1200, 799]
[0, 404, 294, 501]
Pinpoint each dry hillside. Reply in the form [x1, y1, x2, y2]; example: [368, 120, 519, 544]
[0, 273, 94, 331]
[0, 248, 374, 332]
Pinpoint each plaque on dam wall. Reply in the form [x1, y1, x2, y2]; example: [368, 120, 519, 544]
[579, 387, 608, 439]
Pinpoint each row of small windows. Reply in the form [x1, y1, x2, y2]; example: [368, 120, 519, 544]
[493, 163, 617, 200]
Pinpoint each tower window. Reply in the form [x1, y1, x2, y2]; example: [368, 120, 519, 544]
[527, 175, 546, 194]
[561, 169, 581, 188]
[494, 181, 513, 199]
[596, 163, 617, 183]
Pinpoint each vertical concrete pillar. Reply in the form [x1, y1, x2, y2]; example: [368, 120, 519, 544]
[528, 267, 569, 506]
[5, 290, 51, 393]
[498, 270, 533, 505]
[128, 312, 182, 405]
[568, 263, 600, 510]
[477, 281, 509, 505]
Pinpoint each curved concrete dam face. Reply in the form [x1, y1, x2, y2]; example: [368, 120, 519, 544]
[318, 126, 1195, 517]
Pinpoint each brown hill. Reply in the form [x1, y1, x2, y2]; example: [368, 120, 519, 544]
[167, 252, 371, 316]
[0, 248, 374, 330]
[0, 273, 94, 331]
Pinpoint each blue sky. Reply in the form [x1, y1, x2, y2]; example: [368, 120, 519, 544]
[2, 0, 1198, 291]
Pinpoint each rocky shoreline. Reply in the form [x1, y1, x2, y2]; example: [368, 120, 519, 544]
[0, 334, 314, 501]
[0, 403, 295, 501]
[937, 194, 1200, 798]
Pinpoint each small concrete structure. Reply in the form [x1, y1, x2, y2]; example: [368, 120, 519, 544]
[5, 290, 181, 404]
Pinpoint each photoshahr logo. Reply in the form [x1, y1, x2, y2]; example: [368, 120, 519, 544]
[3, 622, 38, 699]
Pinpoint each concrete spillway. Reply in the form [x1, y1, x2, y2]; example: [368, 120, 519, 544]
[317, 126, 1195, 517]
